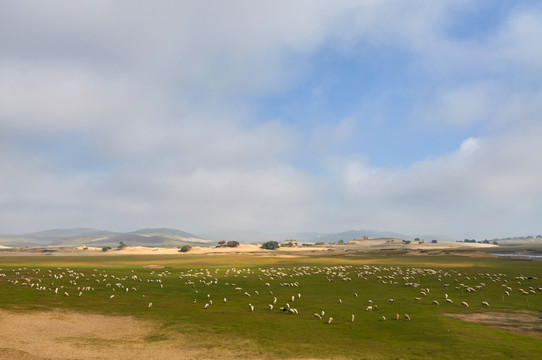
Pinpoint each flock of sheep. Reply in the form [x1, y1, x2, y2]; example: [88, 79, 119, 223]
[1, 263, 540, 326]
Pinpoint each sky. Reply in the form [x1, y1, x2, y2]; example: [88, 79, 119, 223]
[1, 1, 541, 240]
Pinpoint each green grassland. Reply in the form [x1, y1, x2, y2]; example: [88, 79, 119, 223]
[1, 253, 541, 359]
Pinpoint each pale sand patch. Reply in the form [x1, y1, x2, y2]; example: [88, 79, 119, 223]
[443, 311, 542, 338]
[0, 309, 263, 360]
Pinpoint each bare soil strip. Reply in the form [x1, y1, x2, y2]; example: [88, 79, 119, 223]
[0, 309, 263, 360]
[443, 311, 542, 339]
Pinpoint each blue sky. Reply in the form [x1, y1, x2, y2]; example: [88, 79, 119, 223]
[1, 1, 541, 239]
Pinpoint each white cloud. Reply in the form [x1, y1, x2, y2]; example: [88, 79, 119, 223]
[0, 1, 541, 240]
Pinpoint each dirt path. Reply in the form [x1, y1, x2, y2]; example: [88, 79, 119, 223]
[0, 309, 262, 359]
[443, 311, 542, 338]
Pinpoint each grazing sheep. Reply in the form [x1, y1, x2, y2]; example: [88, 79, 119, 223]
[482, 301, 490, 307]
[313, 313, 322, 320]
[388, 298, 395, 303]
[382, 315, 386, 321]
[414, 297, 421, 302]
[321, 310, 325, 316]
[461, 301, 469, 307]
[268, 304, 273, 310]
[446, 298, 453, 304]
[351, 314, 355, 322]
[374, 305, 378, 311]
[204, 303, 209, 309]
[328, 317, 333, 324]
[354, 292, 358, 297]
[148, 302, 153, 308]
[224, 298, 227, 303]
[432, 300, 439, 306]
[404, 314, 411, 320]
[366, 306, 373, 311]
[273, 297, 277, 304]
[249, 304, 254, 312]
[338, 298, 342, 304]
[396, 313, 400, 320]
[110, 295, 115, 299]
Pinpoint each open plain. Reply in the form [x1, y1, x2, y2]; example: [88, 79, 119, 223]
[1, 242, 541, 359]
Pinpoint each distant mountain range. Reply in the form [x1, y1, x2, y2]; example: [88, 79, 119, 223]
[199, 229, 427, 243]
[0, 227, 458, 248]
[0, 228, 209, 248]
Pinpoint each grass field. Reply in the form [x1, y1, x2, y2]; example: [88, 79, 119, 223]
[1, 253, 541, 359]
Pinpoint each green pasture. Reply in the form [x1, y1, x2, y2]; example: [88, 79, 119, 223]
[1, 253, 541, 359]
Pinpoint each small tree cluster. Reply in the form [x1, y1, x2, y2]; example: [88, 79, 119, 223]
[179, 244, 192, 252]
[226, 241, 240, 247]
[117, 241, 127, 250]
[261, 241, 279, 250]
[102, 246, 112, 252]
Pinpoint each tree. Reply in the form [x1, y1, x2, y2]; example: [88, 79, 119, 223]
[179, 245, 192, 252]
[217, 240, 226, 246]
[337, 239, 344, 245]
[431, 239, 438, 243]
[102, 246, 111, 252]
[118, 241, 127, 250]
[261, 241, 280, 250]
[226, 241, 240, 247]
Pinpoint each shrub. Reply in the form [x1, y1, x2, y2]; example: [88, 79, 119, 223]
[226, 241, 240, 247]
[179, 245, 192, 252]
[261, 241, 280, 250]
[118, 241, 127, 250]
[101, 246, 111, 252]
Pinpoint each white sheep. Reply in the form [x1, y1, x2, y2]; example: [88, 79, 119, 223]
[404, 314, 411, 320]
[328, 317, 334, 324]
[249, 303, 254, 312]
[482, 301, 490, 307]
[351, 314, 355, 322]
[148, 302, 153, 308]
[204, 303, 209, 309]
[366, 306, 373, 311]
[110, 295, 115, 299]
[268, 304, 273, 310]
[382, 315, 386, 321]
[461, 301, 469, 307]
[432, 300, 439, 306]
[313, 313, 322, 320]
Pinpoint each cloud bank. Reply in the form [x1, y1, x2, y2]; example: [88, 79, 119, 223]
[1, 1, 541, 239]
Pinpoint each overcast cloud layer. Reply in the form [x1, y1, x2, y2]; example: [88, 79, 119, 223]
[1, 1, 541, 239]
